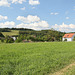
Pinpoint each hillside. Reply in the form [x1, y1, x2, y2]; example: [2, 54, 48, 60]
[0, 28, 65, 42]
[0, 28, 34, 37]
[2, 30, 19, 37]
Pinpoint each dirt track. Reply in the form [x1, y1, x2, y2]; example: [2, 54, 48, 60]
[49, 62, 75, 75]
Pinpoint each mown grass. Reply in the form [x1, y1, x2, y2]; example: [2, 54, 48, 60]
[0, 42, 75, 75]
[2, 30, 19, 36]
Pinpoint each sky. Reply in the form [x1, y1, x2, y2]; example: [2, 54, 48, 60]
[0, 0, 75, 32]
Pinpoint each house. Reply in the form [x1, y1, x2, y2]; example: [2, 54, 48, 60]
[10, 35, 18, 41]
[63, 33, 75, 41]
[11, 36, 16, 41]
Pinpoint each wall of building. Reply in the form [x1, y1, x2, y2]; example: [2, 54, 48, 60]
[63, 38, 72, 41]
[11, 37, 16, 41]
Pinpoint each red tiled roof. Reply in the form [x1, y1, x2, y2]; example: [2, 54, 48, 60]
[63, 33, 75, 38]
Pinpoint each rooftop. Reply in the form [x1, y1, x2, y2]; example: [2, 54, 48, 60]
[63, 33, 75, 38]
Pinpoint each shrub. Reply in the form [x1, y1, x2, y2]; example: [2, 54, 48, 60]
[73, 36, 75, 41]
[64, 39, 67, 41]
[0, 32, 4, 37]
[5, 36, 14, 43]
[1, 39, 4, 43]
[15, 39, 22, 43]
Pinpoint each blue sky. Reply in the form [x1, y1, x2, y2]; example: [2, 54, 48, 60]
[0, 0, 75, 32]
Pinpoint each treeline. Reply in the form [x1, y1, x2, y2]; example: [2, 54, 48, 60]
[0, 32, 4, 37]
[0, 28, 34, 32]
[0, 28, 11, 32]
[18, 29, 65, 42]
[0, 32, 5, 40]
[11, 28, 34, 31]
[0, 28, 65, 43]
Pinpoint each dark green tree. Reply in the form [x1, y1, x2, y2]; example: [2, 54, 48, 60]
[73, 36, 75, 41]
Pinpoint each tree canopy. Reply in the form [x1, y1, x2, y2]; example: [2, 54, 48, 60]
[0, 32, 4, 37]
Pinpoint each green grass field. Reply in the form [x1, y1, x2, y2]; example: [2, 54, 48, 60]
[2, 30, 19, 36]
[63, 66, 75, 75]
[0, 42, 75, 75]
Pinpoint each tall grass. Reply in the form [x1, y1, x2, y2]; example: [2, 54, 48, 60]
[0, 42, 75, 75]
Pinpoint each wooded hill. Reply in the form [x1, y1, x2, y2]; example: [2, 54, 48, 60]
[18, 29, 65, 42]
[0, 28, 65, 42]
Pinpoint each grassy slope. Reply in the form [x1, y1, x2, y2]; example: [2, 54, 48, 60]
[0, 42, 75, 75]
[2, 30, 19, 36]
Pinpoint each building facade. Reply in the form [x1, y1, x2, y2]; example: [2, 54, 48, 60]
[63, 33, 75, 41]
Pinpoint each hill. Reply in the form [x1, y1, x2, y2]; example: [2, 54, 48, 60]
[2, 30, 19, 37]
[19, 29, 65, 42]
[0, 28, 65, 42]
[0, 28, 34, 37]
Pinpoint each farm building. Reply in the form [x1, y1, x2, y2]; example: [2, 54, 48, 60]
[63, 33, 75, 41]
[10, 35, 18, 41]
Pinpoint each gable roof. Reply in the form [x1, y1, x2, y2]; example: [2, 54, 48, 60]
[63, 33, 75, 38]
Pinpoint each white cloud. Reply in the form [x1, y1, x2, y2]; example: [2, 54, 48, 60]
[16, 15, 40, 23]
[54, 13, 59, 15]
[50, 13, 54, 15]
[16, 15, 50, 30]
[21, 7, 25, 10]
[0, 21, 15, 28]
[0, 15, 8, 20]
[0, 20, 49, 30]
[29, 0, 40, 5]
[32, 7, 35, 9]
[51, 23, 75, 32]
[50, 12, 59, 15]
[66, 17, 69, 19]
[12, 0, 26, 4]
[16, 21, 49, 30]
[0, 0, 10, 7]
[16, 15, 49, 30]
[0, 0, 40, 7]
[0, 0, 26, 7]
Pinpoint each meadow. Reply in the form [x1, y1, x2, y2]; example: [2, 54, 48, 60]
[0, 42, 75, 75]
[2, 30, 19, 36]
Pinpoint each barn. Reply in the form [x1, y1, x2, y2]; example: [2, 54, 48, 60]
[63, 33, 75, 41]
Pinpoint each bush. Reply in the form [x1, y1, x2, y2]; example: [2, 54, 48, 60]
[64, 39, 67, 41]
[15, 39, 22, 43]
[73, 36, 75, 41]
[5, 36, 14, 43]
[5, 38, 14, 43]
[0, 32, 4, 37]
[1, 39, 4, 43]
[8, 38, 14, 43]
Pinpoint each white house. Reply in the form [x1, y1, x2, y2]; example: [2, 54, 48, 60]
[11, 36, 16, 41]
[10, 35, 18, 41]
[63, 33, 75, 41]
